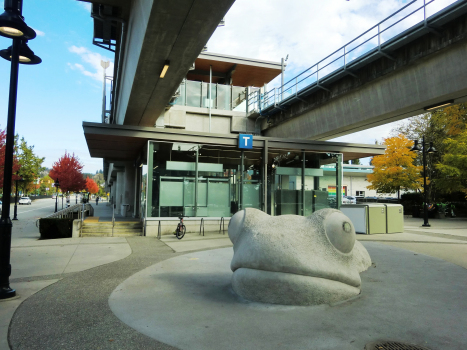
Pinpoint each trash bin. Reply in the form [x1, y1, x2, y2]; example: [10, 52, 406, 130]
[385, 204, 404, 233]
[341, 204, 386, 234]
[121, 204, 130, 217]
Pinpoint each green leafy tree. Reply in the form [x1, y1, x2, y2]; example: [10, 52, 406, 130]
[16, 137, 45, 195]
[435, 130, 467, 197]
[39, 175, 54, 195]
[367, 135, 423, 199]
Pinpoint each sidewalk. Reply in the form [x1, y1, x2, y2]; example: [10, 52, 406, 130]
[1, 213, 467, 349]
[87, 200, 140, 222]
[1, 201, 133, 350]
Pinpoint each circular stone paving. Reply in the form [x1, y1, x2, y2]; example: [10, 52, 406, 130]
[109, 242, 467, 350]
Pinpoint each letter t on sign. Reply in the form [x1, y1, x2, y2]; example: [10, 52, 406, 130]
[239, 134, 253, 149]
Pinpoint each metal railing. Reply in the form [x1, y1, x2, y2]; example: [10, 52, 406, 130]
[251, 0, 458, 112]
[36, 203, 94, 235]
[219, 217, 225, 235]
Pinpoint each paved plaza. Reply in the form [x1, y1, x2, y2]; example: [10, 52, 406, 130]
[1, 199, 467, 349]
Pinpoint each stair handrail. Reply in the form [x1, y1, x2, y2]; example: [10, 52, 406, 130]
[80, 202, 85, 237]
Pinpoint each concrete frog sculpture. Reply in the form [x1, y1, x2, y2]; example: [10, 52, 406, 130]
[228, 208, 372, 306]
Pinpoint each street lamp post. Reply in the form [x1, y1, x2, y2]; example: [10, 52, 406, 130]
[12, 174, 23, 220]
[54, 179, 60, 213]
[411, 135, 436, 227]
[0, 0, 40, 300]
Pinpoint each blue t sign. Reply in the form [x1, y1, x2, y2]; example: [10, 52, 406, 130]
[239, 134, 253, 149]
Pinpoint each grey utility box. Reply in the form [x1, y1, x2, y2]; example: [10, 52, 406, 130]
[385, 204, 404, 233]
[341, 204, 387, 234]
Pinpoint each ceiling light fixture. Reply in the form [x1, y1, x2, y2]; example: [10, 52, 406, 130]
[424, 100, 454, 111]
[160, 61, 169, 78]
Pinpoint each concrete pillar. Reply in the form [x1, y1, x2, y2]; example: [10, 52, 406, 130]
[109, 180, 115, 204]
[116, 171, 125, 215]
[124, 162, 136, 216]
[134, 166, 142, 218]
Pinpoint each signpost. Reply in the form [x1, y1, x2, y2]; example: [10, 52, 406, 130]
[238, 134, 253, 149]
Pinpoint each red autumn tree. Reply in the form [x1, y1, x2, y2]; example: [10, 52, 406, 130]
[0, 128, 21, 189]
[49, 152, 86, 193]
[85, 177, 99, 194]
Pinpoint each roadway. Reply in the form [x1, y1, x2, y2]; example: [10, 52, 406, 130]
[9, 198, 56, 240]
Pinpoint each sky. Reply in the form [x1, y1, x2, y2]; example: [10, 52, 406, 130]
[0, 0, 457, 173]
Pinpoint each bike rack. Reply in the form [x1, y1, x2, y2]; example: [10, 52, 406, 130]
[157, 220, 161, 239]
[219, 217, 225, 235]
[199, 218, 205, 236]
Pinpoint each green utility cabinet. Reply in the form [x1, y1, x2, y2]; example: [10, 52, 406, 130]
[341, 204, 387, 234]
[385, 204, 404, 233]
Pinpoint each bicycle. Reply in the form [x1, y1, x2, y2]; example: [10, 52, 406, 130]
[175, 216, 186, 239]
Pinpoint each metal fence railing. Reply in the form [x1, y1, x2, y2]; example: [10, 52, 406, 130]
[256, 0, 459, 112]
[36, 203, 94, 233]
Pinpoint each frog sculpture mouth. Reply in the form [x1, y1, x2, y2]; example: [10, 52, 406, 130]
[228, 208, 372, 306]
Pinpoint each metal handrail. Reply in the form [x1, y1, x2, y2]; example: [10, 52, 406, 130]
[261, 0, 454, 110]
[219, 217, 225, 235]
[42, 204, 82, 219]
[36, 203, 93, 237]
[199, 218, 205, 236]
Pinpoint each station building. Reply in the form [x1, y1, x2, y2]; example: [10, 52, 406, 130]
[82, 1, 385, 235]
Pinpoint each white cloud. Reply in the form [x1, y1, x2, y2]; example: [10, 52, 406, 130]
[68, 46, 114, 82]
[33, 28, 45, 37]
[78, 1, 92, 12]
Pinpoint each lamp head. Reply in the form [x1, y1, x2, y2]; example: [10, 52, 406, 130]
[0, 0, 36, 40]
[410, 140, 422, 152]
[54, 179, 60, 188]
[0, 39, 41, 64]
[427, 142, 437, 154]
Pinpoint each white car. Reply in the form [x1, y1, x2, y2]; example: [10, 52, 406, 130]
[19, 197, 32, 205]
[343, 196, 357, 204]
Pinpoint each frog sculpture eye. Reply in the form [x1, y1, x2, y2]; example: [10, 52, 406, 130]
[324, 212, 356, 254]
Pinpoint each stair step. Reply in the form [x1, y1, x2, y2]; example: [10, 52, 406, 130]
[81, 221, 142, 237]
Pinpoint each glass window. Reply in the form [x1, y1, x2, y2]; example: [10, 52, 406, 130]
[232, 86, 246, 111]
[140, 164, 147, 219]
[186, 81, 202, 108]
[174, 80, 186, 106]
[267, 149, 338, 216]
[201, 82, 217, 109]
[217, 84, 231, 110]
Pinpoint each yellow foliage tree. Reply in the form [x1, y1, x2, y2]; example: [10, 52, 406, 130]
[367, 135, 424, 199]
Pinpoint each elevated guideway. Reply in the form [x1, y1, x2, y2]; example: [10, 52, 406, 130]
[248, 0, 467, 140]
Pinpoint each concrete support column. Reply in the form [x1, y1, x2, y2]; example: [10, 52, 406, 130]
[124, 161, 136, 217]
[134, 166, 142, 218]
[116, 171, 125, 215]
